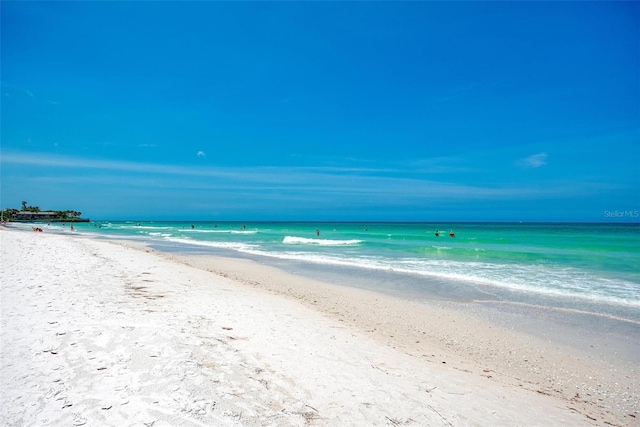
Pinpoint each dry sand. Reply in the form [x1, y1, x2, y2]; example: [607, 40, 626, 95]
[1, 228, 637, 426]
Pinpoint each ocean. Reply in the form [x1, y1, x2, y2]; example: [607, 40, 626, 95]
[19, 221, 640, 322]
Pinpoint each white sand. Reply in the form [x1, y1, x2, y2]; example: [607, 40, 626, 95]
[0, 228, 633, 426]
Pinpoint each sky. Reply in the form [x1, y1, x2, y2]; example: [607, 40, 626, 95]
[1, 1, 638, 222]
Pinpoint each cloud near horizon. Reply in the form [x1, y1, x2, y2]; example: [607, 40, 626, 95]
[1, 150, 601, 203]
[1, 149, 631, 221]
[517, 152, 548, 169]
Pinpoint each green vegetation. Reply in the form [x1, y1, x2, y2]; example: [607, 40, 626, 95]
[20, 201, 41, 213]
[1, 201, 88, 222]
[1, 208, 19, 221]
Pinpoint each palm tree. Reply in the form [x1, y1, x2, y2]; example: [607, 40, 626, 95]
[21, 201, 27, 211]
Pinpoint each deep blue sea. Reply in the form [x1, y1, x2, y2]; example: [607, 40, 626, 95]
[21, 221, 640, 321]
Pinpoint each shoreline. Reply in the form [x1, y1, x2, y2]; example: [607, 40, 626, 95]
[80, 231, 640, 422]
[137, 235, 640, 366]
[130, 223, 640, 319]
[165, 252, 639, 423]
[2, 228, 638, 425]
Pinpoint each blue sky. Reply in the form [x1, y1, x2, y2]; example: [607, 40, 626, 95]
[1, 1, 638, 221]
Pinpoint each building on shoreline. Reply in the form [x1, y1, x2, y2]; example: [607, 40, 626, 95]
[12, 211, 90, 222]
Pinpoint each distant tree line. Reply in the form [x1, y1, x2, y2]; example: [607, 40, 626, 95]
[1, 201, 82, 221]
[54, 210, 83, 219]
[1, 208, 19, 220]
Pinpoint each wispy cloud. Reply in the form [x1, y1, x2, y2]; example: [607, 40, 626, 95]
[0, 81, 58, 105]
[197, 151, 206, 158]
[517, 152, 548, 169]
[2, 151, 596, 204]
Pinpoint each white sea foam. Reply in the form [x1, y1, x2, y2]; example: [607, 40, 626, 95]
[116, 225, 173, 230]
[164, 237, 256, 252]
[283, 236, 362, 246]
[182, 229, 232, 233]
[79, 222, 639, 309]
[180, 229, 257, 234]
[234, 248, 640, 308]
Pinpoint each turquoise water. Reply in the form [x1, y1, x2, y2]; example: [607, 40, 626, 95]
[39, 221, 640, 308]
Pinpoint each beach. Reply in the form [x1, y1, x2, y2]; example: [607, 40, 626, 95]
[1, 228, 638, 426]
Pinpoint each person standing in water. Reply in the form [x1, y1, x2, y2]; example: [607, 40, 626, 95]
[316, 228, 320, 236]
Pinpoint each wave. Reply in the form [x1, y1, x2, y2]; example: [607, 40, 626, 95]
[180, 229, 257, 234]
[283, 236, 363, 246]
[431, 245, 452, 250]
[235, 248, 640, 308]
[113, 225, 173, 230]
[164, 237, 257, 252]
[182, 229, 232, 233]
[82, 223, 639, 309]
